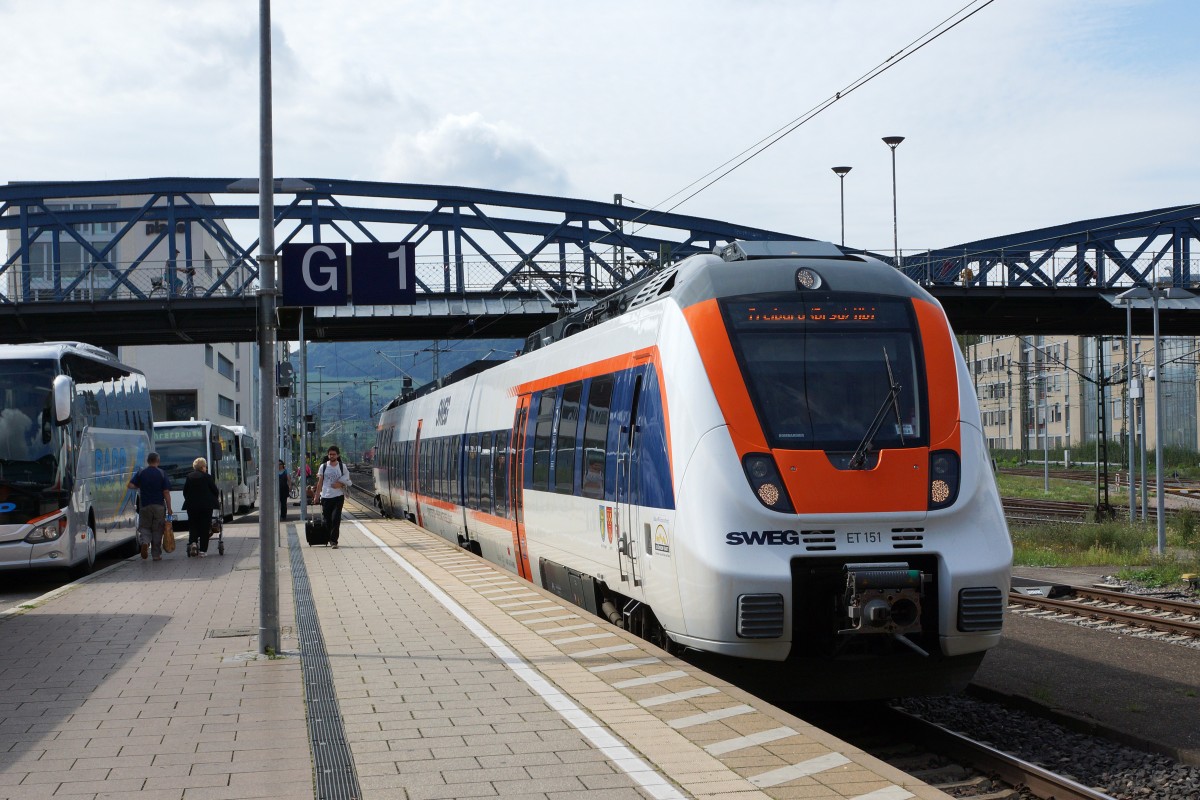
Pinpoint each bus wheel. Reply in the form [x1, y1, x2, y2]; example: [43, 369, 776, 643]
[68, 526, 97, 580]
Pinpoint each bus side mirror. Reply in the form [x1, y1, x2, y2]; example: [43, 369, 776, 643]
[52, 375, 73, 425]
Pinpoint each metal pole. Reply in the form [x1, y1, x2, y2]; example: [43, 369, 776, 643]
[256, 0, 280, 656]
[882, 137, 904, 269]
[1042, 367, 1049, 493]
[1125, 303, 1135, 522]
[299, 315, 308, 525]
[890, 149, 898, 268]
[1153, 290, 1166, 553]
[831, 166, 851, 247]
[840, 177, 846, 247]
[1139, 363, 1147, 521]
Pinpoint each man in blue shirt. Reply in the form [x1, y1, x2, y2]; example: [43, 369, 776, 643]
[128, 452, 174, 561]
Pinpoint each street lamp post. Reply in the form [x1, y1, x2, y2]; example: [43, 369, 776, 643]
[831, 166, 851, 247]
[882, 136, 904, 271]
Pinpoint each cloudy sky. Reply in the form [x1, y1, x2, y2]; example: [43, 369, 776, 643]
[2, 0, 1196, 254]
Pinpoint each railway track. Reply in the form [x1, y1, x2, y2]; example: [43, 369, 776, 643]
[1001, 467, 1200, 497]
[1008, 585, 1200, 644]
[806, 702, 1120, 800]
[1001, 496, 1165, 525]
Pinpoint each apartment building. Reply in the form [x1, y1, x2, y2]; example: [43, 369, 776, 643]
[968, 334, 1198, 454]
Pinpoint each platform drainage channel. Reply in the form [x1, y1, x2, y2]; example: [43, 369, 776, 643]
[288, 528, 361, 800]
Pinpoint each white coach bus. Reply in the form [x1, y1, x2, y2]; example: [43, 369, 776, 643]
[153, 420, 238, 523]
[0, 342, 153, 576]
[227, 425, 259, 512]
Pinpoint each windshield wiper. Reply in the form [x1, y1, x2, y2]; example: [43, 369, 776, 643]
[848, 349, 905, 470]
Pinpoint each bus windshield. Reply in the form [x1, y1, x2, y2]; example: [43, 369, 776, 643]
[0, 359, 59, 482]
[154, 425, 207, 481]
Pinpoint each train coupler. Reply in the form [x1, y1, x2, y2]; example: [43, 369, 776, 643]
[839, 562, 925, 638]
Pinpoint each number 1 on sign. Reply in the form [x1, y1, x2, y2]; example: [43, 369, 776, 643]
[389, 246, 408, 290]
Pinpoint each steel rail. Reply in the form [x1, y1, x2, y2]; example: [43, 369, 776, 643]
[1008, 592, 1200, 638]
[889, 706, 1120, 800]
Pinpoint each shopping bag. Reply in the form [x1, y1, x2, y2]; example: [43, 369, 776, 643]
[162, 520, 176, 553]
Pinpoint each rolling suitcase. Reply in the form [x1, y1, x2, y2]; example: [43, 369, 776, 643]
[305, 516, 331, 546]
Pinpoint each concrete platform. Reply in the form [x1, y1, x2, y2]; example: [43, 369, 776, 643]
[0, 511, 952, 800]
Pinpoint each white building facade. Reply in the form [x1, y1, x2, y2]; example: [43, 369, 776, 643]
[118, 343, 260, 434]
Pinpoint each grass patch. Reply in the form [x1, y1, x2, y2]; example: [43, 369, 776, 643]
[1011, 519, 1200, 580]
[1118, 561, 1190, 588]
[998, 473, 1112, 503]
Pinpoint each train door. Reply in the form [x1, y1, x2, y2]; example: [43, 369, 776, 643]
[413, 420, 424, 527]
[615, 369, 645, 590]
[509, 395, 533, 581]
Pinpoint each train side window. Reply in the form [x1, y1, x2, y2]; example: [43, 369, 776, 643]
[480, 432, 493, 514]
[493, 430, 509, 518]
[466, 433, 479, 509]
[581, 376, 613, 499]
[436, 437, 446, 501]
[555, 382, 582, 494]
[452, 434, 462, 505]
[443, 437, 452, 502]
[532, 391, 556, 491]
[429, 438, 438, 499]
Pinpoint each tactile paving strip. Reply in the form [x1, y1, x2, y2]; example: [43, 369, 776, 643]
[358, 517, 944, 800]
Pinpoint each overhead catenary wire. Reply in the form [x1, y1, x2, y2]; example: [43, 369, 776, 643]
[605, 0, 1000, 243]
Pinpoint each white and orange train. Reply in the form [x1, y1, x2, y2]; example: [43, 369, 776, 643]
[373, 240, 1012, 699]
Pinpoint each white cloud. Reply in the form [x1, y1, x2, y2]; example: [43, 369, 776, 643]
[1, 0, 1197, 250]
[380, 113, 569, 195]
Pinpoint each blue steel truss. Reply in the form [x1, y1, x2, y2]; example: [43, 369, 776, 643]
[0, 178, 796, 304]
[3, 179, 1199, 304]
[896, 204, 1200, 289]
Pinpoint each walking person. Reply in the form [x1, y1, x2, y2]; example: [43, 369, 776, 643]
[313, 445, 351, 549]
[182, 457, 220, 557]
[277, 460, 292, 520]
[128, 452, 173, 562]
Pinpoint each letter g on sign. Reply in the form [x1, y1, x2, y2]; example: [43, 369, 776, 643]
[302, 245, 339, 292]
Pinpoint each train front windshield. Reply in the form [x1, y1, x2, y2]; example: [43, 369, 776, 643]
[723, 294, 927, 452]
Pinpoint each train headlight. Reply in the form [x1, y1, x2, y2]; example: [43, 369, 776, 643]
[24, 514, 68, 543]
[795, 268, 822, 290]
[928, 450, 960, 510]
[742, 454, 795, 513]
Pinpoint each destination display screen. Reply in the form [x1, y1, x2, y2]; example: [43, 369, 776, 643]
[153, 426, 205, 442]
[724, 295, 912, 329]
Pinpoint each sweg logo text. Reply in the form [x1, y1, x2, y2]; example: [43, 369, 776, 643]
[726, 529, 800, 545]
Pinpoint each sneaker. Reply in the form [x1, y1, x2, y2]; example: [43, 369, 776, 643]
[331, 543, 339, 549]
[199, 551, 207, 558]
[152, 555, 162, 561]
[140, 543, 149, 560]
[188, 543, 198, 557]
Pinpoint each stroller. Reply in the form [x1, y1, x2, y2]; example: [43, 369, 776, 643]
[186, 511, 225, 557]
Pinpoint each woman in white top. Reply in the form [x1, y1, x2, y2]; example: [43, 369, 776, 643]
[313, 445, 352, 548]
